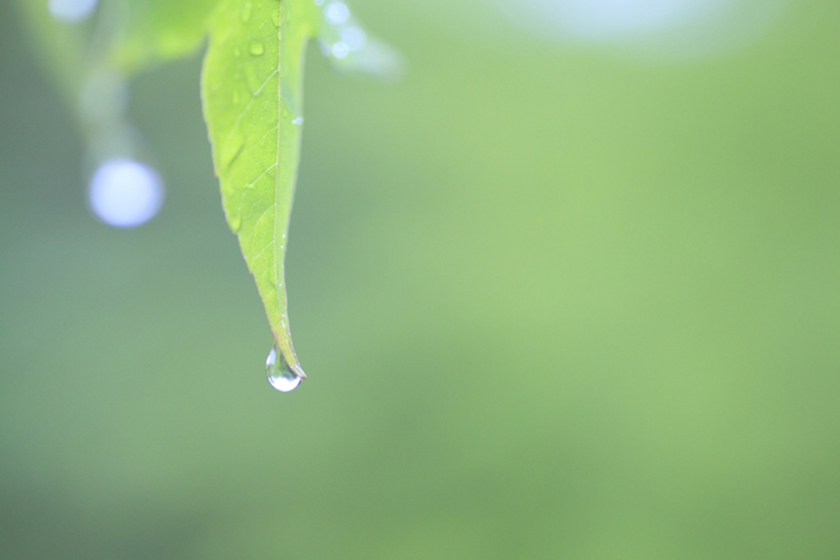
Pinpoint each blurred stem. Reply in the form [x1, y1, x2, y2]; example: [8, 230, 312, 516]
[16, 0, 138, 166]
[15, 0, 89, 106]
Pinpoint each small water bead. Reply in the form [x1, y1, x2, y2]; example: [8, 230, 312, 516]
[249, 41, 265, 56]
[233, 47, 241, 57]
[324, 2, 350, 25]
[241, 2, 252, 22]
[292, 117, 304, 125]
[266, 346, 304, 392]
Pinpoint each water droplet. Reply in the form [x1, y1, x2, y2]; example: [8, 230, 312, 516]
[249, 41, 265, 56]
[292, 117, 303, 125]
[324, 2, 350, 25]
[314, 0, 324, 6]
[228, 213, 242, 232]
[232, 89, 241, 105]
[331, 42, 350, 59]
[233, 47, 241, 57]
[266, 346, 304, 392]
[241, 2, 252, 22]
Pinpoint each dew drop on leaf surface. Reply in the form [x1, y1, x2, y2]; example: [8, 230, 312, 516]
[249, 41, 265, 56]
[266, 346, 303, 392]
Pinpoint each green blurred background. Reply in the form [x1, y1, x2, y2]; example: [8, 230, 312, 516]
[2, 1, 839, 558]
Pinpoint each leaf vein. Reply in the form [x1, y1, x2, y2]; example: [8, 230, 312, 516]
[219, 70, 279, 166]
[235, 162, 277, 218]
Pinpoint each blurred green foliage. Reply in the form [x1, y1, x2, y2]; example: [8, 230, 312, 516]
[17, 0, 217, 76]
[1, 1, 839, 559]
[116, 0, 219, 69]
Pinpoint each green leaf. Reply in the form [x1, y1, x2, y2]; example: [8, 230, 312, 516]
[201, 0, 321, 379]
[17, 0, 219, 79]
[21, 0, 396, 382]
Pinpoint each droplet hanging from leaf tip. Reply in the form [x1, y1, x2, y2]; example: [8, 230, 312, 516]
[266, 346, 304, 393]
